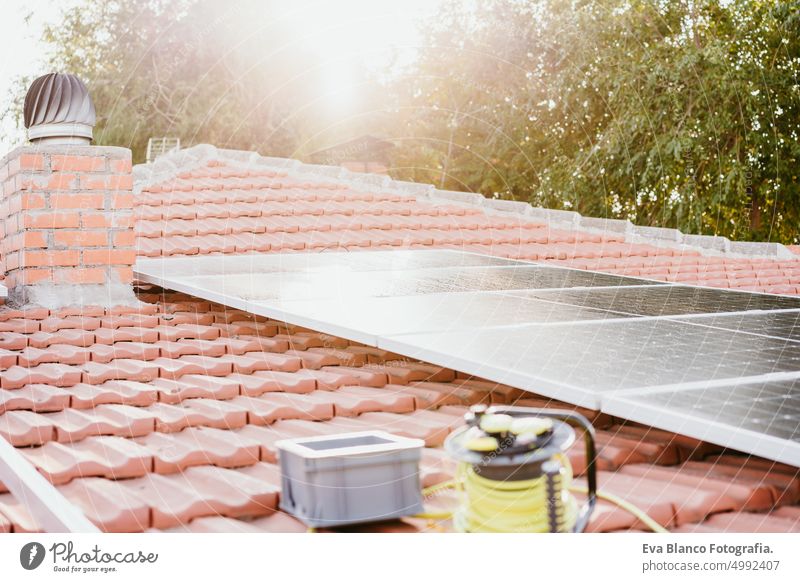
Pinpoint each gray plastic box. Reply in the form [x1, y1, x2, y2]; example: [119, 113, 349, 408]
[276, 430, 425, 528]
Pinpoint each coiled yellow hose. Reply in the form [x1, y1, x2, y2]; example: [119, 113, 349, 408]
[417, 453, 668, 533]
[452, 459, 577, 532]
[569, 484, 668, 534]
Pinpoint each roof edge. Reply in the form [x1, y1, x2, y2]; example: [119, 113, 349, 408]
[133, 144, 796, 261]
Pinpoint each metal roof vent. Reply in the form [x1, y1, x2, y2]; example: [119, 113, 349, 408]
[23, 73, 96, 145]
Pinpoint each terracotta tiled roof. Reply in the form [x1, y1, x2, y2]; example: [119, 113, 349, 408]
[131, 146, 800, 295]
[1, 146, 799, 533]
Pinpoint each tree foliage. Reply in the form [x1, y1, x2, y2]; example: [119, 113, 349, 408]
[17, 0, 375, 163]
[13, 0, 800, 242]
[385, 0, 800, 243]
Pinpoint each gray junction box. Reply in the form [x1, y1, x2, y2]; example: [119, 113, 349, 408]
[276, 430, 425, 527]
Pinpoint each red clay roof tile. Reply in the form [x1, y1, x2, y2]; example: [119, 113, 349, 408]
[3, 159, 800, 534]
[24, 436, 152, 485]
[673, 511, 800, 533]
[0, 384, 70, 413]
[70, 381, 158, 409]
[0, 494, 42, 532]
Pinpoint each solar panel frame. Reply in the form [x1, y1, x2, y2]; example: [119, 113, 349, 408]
[603, 376, 800, 466]
[152, 264, 664, 303]
[510, 284, 800, 317]
[250, 291, 636, 337]
[139, 248, 523, 278]
[666, 310, 800, 343]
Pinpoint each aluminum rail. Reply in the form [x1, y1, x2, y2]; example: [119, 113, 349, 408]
[0, 435, 99, 532]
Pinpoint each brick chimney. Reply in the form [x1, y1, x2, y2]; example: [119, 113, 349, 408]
[0, 74, 137, 308]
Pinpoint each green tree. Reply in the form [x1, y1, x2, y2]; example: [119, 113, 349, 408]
[8, 0, 376, 163]
[385, 0, 800, 243]
[9, 0, 798, 243]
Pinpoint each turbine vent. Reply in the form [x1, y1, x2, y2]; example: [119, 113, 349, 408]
[23, 73, 96, 145]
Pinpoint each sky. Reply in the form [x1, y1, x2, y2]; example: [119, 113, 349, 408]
[0, 0, 72, 149]
[0, 0, 440, 151]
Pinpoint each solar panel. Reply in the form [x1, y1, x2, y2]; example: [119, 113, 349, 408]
[669, 310, 800, 342]
[514, 285, 800, 316]
[255, 292, 630, 339]
[380, 318, 800, 408]
[604, 378, 800, 465]
[151, 249, 520, 277]
[143, 262, 662, 305]
[135, 249, 800, 466]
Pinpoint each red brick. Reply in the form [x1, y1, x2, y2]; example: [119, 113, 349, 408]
[111, 175, 134, 190]
[5, 252, 19, 271]
[111, 194, 134, 209]
[20, 269, 53, 285]
[81, 213, 134, 229]
[46, 173, 77, 190]
[80, 174, 133, 191]
[114, 214, 135, 228]
[112, 231, 136, 246]
[7, 199, 23, 218]
[22, 231, 48, 249]
[110, 158, 133, 173]
[24, 212, 80, 229]
[7, 153, 45, 175]
[55, 267, 107, 284]
[82, 249, 137, 266]
[114, 267, 134, 284]
[21, 250, 80, 268]
[3, 214, 20, 236]
[3, 231, 47, 252]
[50, 155, 106, 173]
[7, 195, 21, 215]
[21, 193, 46, 210]
[51, 193, 105, 210]
[54, 230, 108, 247]
[12, 175, 37, 192]
[20, 154, 45, 170]
[81, 213, 111, 228]
[78, 177, 104, 190]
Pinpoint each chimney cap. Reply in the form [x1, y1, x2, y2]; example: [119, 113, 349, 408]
[24, 73, 96, 145]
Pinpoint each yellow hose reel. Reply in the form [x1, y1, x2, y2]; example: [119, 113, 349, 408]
[443, 404, 597, 533]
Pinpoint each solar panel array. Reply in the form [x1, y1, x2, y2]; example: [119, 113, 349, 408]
[135, 249, 800, 466]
